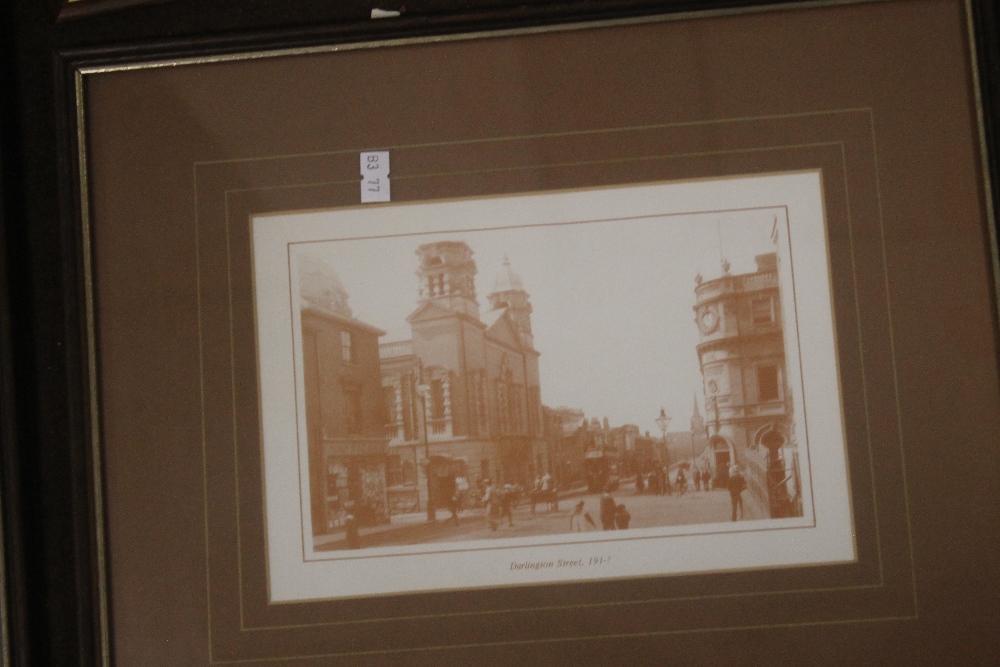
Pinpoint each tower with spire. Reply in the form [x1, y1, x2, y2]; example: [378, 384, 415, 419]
[487, 255, 534, 349]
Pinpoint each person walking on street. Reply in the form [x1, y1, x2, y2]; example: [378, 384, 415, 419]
[500, 484, 515, 527]
[728, 465, 747, 521]
[439, 474, 460, 526]
[483, 480, 500, 531]
[455, 474, 469, 512]
[599, 490, 617, 530]
[542, 472, 553, 492]
[614, 503, 631, 529]
[570, 500, 594, 532]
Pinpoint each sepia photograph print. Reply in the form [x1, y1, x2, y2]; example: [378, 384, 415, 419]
[252, 173, 855, 602]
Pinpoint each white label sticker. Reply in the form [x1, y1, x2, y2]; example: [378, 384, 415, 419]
[360, 151, 390, 203]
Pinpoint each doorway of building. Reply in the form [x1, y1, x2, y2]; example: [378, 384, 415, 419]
[711, 437, 731, 488]
[761, 428, 792, 518]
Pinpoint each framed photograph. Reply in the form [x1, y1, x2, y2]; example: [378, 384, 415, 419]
[255, 173, 855, 602]
[4, 0, 1000, 664]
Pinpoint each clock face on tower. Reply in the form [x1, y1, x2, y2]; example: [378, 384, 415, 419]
[699, 305, 720, 334]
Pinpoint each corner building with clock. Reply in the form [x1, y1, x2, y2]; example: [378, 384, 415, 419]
[694, 250, 803, 519]
[379, 241, 548, 515]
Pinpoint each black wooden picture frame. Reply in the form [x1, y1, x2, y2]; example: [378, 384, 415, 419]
[2, 1, 1000, 665]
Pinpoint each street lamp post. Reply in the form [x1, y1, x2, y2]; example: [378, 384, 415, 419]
[711, 395, 720, 434]
[655, 407, 671, 472]
[417, 382, 435, 521]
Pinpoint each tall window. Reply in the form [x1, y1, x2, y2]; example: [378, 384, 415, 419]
[341, 330, 354, 362]
[757, 364, 780, 402]
[496, 379, 509, 435]
[344, 388, 362, 435]
[477, 371, 489, 435]
[526, 386, 541, 435]
[511, 384, 525, 434]
[466, 371, 479, 436]
[402, 373, 418, 441]
[383, 386, 397, 425]
[430, 378, 446, 419]
[751, 296, 775, 325]
[427, 273, 445, 296]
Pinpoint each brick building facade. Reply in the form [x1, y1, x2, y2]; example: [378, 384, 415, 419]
[380, 242, 548, 513]
[299, 254, 390, 535]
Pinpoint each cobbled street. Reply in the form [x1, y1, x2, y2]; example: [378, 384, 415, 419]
[316, 481, 734, 552]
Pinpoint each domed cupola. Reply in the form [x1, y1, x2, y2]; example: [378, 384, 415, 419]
[490, 256, 525, 295]
[297, 253, 353, 318]
[488, 255, 534, 348]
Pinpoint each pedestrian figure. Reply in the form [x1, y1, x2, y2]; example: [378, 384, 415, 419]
[694, 468, 702, 492]
[570, 500, 592, 531]
[599, 490, 617, 530]
[439, 474, 460, 526]
[343, 501, 360, 549]
[500, 484, 515, 527]
[542, 473, 553, 491]
[455, 474, 469, 512]
[635, 471, 645, 494]
[614, 503, 631, 529]
[676, 469, 687, 496]
[483, 480, 500, 531]
[728, 465, 747, 521]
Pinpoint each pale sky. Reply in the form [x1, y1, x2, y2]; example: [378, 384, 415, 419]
[292, 206, 781, 434]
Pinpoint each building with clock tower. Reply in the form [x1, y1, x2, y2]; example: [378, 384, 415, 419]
[693, 251, 802, 519]
[379, 241, 548, 515]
